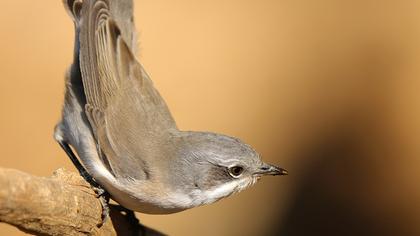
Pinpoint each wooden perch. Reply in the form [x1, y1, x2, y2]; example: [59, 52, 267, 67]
[0, 167, 165, 236]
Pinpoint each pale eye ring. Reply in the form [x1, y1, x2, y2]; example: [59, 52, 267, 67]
[228, 166, 244, 178]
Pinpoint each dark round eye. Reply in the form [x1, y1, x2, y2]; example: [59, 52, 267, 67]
[228, 166, 244, 178]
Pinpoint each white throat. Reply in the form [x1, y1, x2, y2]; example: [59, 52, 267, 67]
[128, 177, 259, 212]
[187, 177, 258, 207]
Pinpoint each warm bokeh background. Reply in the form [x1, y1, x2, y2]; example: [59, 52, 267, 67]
[0, 0, 419, 235]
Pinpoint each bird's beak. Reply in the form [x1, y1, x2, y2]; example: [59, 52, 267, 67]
[256, 163, 288, 176]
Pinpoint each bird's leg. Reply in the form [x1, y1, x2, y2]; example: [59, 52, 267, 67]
[57, 140, 110, 226]
[57, 140, 93, 183]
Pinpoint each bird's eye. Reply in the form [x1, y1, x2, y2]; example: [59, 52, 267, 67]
[228, 166, 244, 178]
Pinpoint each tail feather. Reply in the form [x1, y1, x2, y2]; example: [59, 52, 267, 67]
[64, 0, 138, 53]
[63, 0, 83, 25]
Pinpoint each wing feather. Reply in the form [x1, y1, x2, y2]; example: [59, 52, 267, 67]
[78, 0, 177, 180]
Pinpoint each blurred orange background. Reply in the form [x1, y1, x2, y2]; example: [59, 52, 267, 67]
[0, 0, 419, 235]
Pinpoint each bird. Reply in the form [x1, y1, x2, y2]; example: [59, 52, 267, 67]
[55, 0, 287, 217]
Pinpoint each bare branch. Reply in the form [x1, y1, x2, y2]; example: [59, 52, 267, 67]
[0, 167, 164, 236]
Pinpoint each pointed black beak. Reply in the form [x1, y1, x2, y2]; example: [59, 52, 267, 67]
[257, 163, 288, 176]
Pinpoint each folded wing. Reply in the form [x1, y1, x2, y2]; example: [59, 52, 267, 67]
[78, 0, 177, 180]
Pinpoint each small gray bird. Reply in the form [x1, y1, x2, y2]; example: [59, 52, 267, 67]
[55, 0, 287, 215]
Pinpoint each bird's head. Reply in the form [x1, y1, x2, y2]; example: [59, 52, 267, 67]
[175, 131, 287, 206]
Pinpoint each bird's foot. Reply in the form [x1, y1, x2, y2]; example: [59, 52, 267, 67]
[93, 185, 110, 227]
[77, 166, 110, 226]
